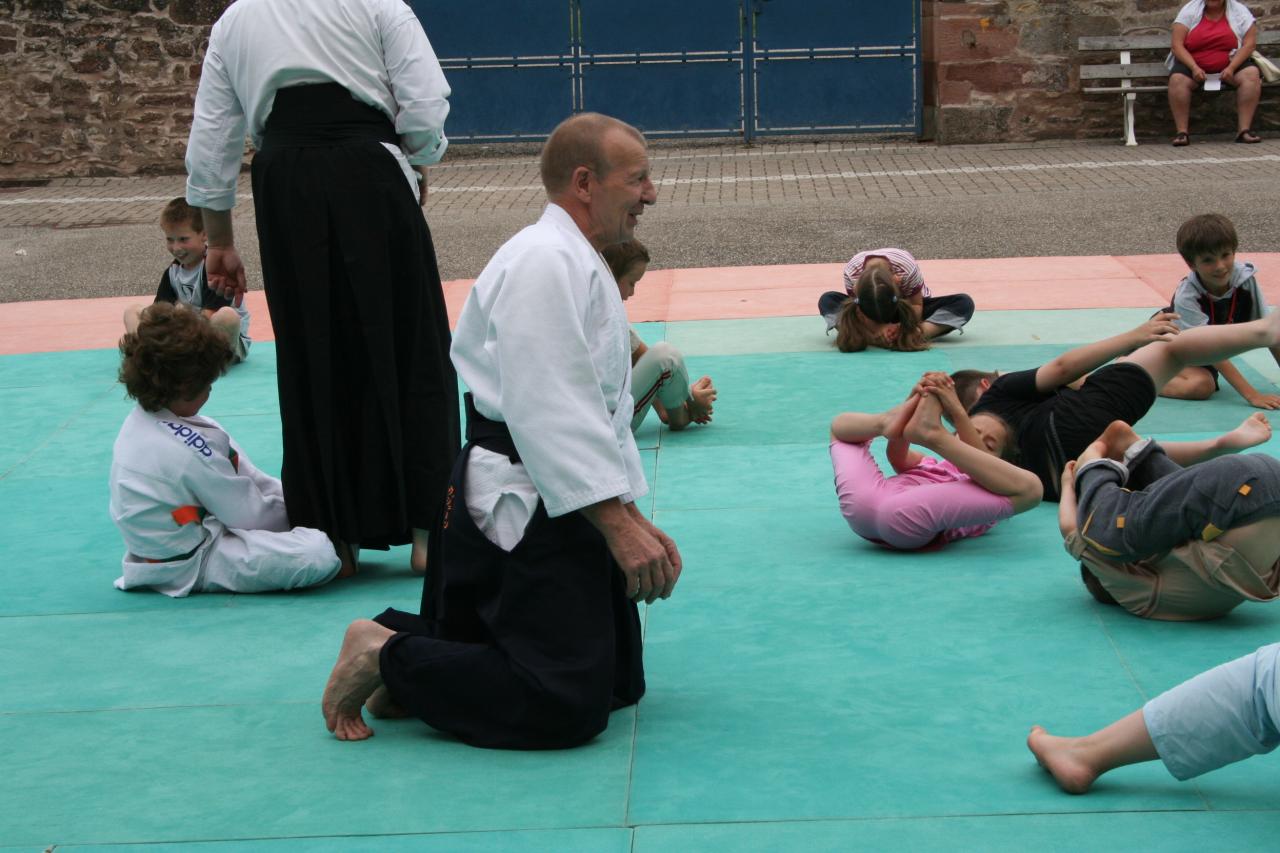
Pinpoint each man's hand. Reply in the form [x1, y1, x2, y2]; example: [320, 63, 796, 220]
[415, 165, 429, 206]
[1129, 312, 1180, 349]
[581, 499, 680, 604]
[629, 504, 683, 597]
[1245, 390, 1280, 410]
[1221, 67, 1238, 86]
[1191, 64, 1207, 83]
[206, 245, 248, 306]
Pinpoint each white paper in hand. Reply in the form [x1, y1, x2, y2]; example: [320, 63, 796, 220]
[1204, 73, 1222, 91]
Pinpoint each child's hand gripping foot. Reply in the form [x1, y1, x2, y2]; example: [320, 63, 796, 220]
[883, 392, 922, 440]
[688, 376, 717, 424]
[902, 386, 949, 449]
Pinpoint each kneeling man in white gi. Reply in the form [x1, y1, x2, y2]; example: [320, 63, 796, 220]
[322, 112, 682, 748]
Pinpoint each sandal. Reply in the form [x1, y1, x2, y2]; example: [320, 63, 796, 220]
[1171, 131, 1190, 147]
[1236, 128, 1262, 143]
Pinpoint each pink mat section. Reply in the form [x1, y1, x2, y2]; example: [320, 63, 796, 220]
[4, 253, 1280, 355]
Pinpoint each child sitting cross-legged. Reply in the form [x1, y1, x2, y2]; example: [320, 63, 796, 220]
[110, 302, 344, 596]
[1158, 213, 1280, 408]
[124, 197, 252, 364]
[819, 247, 975, 352]
[603, 239, 717, 432]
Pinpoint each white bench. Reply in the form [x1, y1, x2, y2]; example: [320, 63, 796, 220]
[1079, 32, 1280, 146]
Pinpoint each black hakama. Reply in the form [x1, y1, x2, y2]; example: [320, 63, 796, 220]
[372, 400, 646, 749]
[251, 84, 459, 548]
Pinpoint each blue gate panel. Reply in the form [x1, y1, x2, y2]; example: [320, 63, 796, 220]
[754, 56, 916, 130]
[577, 0, 741, 53]
[409, 1, 921, 141]
[753, 1, 914, 50]
[580, 62, 742, 135]
[412, 0, 576, 141]
[441, 66, 575, 140]
[410, 1, 572, 58]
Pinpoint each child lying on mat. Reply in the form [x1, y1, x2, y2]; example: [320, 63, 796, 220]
[1059, 415, 1280, 621]
[830, 372, 1041, 550]
[952, 309, 1280, 502]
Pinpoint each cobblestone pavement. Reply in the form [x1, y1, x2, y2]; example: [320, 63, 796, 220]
[3, 138, 1280, 302]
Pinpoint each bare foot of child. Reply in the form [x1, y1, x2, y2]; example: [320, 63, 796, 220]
[903, 392, 947, 448]
[1098, 420, 1141, 460]
[1075, 438, 1109, 468]
[365, 685, 409, 719]
[321, 619, 393, 741]
[1027, 725, 1099, 795]
[884, 394, 922, 441]
[1220, 412, 1273, 451]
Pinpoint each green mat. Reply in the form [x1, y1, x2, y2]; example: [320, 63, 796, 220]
[4, 313, 1280, 849]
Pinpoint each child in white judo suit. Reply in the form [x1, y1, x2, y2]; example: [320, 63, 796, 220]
[110, 302, 341, 596]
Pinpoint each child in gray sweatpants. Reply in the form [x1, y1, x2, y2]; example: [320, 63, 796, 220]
[602, 240, 717, 433]
[1073, 440, 1280, 561]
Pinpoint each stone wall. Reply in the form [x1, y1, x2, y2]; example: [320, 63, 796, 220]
[924, 0, 1280, 144]
[1, 0, 230, 179]
[6, 1, 1280, 179]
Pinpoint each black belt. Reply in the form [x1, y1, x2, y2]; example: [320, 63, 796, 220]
[464, 392, 522, 464]
[260, 82, 397, 150]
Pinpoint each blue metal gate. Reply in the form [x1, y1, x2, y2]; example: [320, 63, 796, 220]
[410, 1, 919, 141]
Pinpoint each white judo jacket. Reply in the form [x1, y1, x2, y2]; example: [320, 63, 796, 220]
[109, 406, 334, 596]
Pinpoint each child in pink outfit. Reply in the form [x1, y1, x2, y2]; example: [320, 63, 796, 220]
[831, 374, 1043, 550]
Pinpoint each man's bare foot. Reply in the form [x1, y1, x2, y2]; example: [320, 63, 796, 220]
[1220, 412, 1273, 451]
[365, 685, 409, 719]
[884, 394, 921, 440]
[903, 392, 946, 448]
[1075, 439, 1108, 468]
[1027, 725, 1099, 795]
[410, 528, 429, 575]
[1098, 420, 1141, 461]
[334, 541, 360, 578]
[321, 619, 393, 741]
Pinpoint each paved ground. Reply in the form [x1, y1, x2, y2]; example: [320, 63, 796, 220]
[3, 138, 1280, 302]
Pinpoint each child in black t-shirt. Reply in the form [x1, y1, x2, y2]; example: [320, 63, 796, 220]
[123, 198, 251, 363]
[951, 309, 1280, 502]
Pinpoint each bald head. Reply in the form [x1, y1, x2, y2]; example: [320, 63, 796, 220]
[540, 113, 646, 196]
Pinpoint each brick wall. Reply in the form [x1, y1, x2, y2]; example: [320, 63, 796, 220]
[1, 0, 231, 179]
[5, 1, 1280, 179]
[924, 0, 1280, 143]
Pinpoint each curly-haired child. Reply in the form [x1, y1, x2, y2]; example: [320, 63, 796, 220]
[110, 302, 342, 596]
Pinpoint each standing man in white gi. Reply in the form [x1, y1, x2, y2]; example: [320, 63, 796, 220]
[322, 113, 682, 749]
[185, 0, 459, 578]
